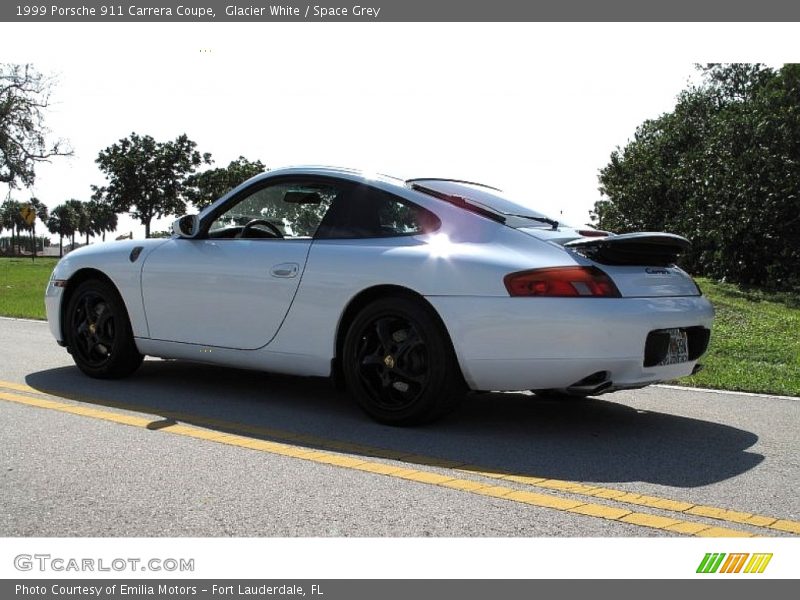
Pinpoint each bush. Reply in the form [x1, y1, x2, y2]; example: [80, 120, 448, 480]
[593, 64, 800, 292]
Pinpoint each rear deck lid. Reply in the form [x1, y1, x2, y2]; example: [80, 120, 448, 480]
[564, 232, 690, 267]
[565, 233, 699, 297]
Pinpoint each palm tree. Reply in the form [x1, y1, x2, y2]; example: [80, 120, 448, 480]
[27, 197, 49, 259]
[0, 200, 9, 253]
[64, 199, 88, 250]
[85, 199, 118, 242]
[1, 199, 24, 255]
[47, 203, 78, 257]
[0, 198, 5, 252]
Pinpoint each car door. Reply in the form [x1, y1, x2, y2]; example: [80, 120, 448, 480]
[140, 179, 337, 349]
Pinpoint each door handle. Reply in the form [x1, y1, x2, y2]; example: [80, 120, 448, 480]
[271, 263, 299, 278]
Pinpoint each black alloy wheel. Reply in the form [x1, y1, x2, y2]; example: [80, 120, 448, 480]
[356, 314, 430, 411]
[343, 297, 463, 425]
[65, 279, 143, 378]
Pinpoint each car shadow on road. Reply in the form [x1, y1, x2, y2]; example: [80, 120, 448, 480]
[25, 359, 763, 489]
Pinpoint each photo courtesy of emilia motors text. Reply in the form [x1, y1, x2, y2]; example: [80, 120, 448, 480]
[1, 0, 799, 596]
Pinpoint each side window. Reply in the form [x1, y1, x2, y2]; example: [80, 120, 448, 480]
[208, 182, 337, 239]
[317, 186, 440, 239]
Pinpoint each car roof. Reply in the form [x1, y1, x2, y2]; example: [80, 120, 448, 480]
[200, 166, 509, 227]
[259, 165, 408, 187]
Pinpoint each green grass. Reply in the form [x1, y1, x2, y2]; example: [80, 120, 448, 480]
[0, 259, 798, 396]
[0, 257, 57, 320]
[678, 278, 800, 396]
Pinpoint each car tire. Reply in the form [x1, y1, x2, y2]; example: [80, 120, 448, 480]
[64, 279, 143, 379]
[342, 297, 463, 425]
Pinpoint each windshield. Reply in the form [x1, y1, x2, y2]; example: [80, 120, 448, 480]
[407, 179, 555, 226]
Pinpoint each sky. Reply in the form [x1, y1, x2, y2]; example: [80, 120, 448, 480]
[1, 22, 797, 240]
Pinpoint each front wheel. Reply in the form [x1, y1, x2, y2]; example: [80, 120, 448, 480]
[64, 279, 143, 379]
[342, 297, 463, 425]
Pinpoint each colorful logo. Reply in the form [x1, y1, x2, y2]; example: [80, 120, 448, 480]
[696, 553, 773, 574]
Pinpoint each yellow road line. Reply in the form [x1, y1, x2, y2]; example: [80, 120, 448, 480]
[0, 387, 767, 538]
[0, 380, 46, 394]
[2, 378, 798, 536]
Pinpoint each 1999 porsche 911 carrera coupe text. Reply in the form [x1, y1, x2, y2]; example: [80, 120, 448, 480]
[46, 167, 713, 424]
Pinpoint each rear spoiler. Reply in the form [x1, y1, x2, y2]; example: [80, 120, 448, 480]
[564, 232, 690, 267]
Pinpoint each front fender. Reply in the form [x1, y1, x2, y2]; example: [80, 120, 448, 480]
[45, 240, 168, 342]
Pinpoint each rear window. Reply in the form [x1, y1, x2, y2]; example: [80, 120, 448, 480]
[408, 179, 556, 228]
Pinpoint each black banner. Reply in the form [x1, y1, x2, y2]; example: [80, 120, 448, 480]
[3, 580, 796, 600]
[4, 0, 800, 22]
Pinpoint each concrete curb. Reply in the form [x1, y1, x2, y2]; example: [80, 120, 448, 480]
[655, 384, 799, 401]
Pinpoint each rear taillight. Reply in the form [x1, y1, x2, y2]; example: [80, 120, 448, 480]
[504, 266, 621, 298]
[691, 277, 703, 296]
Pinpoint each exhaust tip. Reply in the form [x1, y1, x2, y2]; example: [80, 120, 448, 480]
[566, 371, 612, 396]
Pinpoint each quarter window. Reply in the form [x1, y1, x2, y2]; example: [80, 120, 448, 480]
[317, 186, 440, 239]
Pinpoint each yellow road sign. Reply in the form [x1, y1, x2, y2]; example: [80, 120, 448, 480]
[20, 204, 36, 226]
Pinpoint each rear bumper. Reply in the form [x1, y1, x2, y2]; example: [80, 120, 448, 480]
[426, 295, 714, 391]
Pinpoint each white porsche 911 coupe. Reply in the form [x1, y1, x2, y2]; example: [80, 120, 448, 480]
[45, 166, 713, 424]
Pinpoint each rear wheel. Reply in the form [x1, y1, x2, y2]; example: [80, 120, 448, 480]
[64, 279, 143, 378]
[343, 297, 463, 425]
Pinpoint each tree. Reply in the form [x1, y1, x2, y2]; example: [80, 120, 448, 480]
[1, 63, 72, 188]
[185, 156, 266, 210]
[593, 63, 800, 291]
[64, 199, 88, 249]
[89, 198, 118, 242]
[94, 132, 211, 237]
[1, 198, 24, 254]
[0, 199, 9, 251]
[47, 203, 78, 257]
[26, 196, 48, 258]
[80, 200, 99, 245]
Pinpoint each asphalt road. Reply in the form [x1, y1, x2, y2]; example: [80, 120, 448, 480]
[1, 317, 798, 537]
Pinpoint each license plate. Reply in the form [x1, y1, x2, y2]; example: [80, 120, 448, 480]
[658, 328, 689, 365]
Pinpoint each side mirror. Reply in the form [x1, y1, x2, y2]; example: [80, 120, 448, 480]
[172, 214, 200, 238]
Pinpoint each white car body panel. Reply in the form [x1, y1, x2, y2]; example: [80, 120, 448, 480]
[46, 165, 714, 397]
[45, 238, 167, 341]
[428, 295, 713, 390]
[140, 237, 312, 349]
[598, 264, 700, 298]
